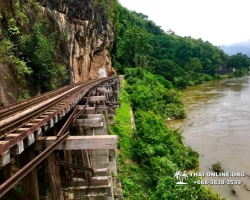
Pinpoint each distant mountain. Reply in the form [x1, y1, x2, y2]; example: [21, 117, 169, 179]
[220, 41, 250, 56]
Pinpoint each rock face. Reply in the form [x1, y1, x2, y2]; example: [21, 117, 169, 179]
[42, 0, 116, 83]
[0, 0, 116, 104]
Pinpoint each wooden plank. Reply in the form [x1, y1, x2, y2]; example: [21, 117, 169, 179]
[81, 149, 91, 184]
[10, 140, 24, 155]
[62, 176, 109, 187]
[64, 150, 73, 181]
[89, 96, 106, 101]
[20, 145, 39, 200]
[0, 141, 9, 146]
[37, 115, 49, 118]
[54, 115, 59, 123]
[83, 107, 95, 114]
[82, 114, 103, 119]
[34, 128, 42, 139]
[76, 121, 103, 127]
[77, 118, 102, 123]
[45, 153, 64, 200]
[43, 123, 49, 132]
[96, 106, 108, 112]
[15, 128, 30, 133]
[94, 168, 108, 176]
[48, 119, 54, 128]
[35, 136, 118, 150]
[24, 123, 36, 127]
[27, 133, 35, 146]
[0, 150, 10, 167]
[4, 133, 20, 139]
[72, 116, 102, 125]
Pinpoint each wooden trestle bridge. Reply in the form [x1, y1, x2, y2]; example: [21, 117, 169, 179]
[0, 76, 122, 200]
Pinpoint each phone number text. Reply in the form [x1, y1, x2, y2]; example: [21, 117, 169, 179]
[194, 179, 242, 185]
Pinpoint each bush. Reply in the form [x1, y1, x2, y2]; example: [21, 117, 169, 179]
[165, 103, 186, 119]
[201, 74, 213, 81]
[213, 74, 223, 80]
[229, 69, 248, 78]
[212, 162, 224, 173]
[173, 77, 188, 89]
[228, 73, 235, 78]
[154, 74, 173, 89]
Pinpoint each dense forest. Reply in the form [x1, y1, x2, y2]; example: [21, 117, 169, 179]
[109, 1, 249, 200]
[111, 3, 250, 88]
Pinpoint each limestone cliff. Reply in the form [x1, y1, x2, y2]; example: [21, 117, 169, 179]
[43, 0, 116, 82]
[0, 0, 116, 105]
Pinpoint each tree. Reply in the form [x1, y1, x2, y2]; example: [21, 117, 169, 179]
[20, 20, 66, 94]
[116, 25, 153, 68]
[184, 57, 202, 75]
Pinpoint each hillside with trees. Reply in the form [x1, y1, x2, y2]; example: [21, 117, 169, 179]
[111, 3, 249, 88]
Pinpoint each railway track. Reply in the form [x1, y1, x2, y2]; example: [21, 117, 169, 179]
[0, 83, 82, 120]
[0, 76, 119, 197]
[0, 77, 118, 154]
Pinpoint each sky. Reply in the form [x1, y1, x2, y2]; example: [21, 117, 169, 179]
[118, 0, 250, 46]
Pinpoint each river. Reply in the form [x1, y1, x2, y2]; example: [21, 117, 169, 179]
[170, 76, 250, 200]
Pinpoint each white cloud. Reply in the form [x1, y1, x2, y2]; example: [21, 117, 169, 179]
[118, 0, 250, 45]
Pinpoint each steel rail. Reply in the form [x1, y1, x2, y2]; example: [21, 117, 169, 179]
[0, 78, 101, 136]
[0, 77, 118, 154]
[0, 83, 82, 119]
[0, 86, 80, 136]
[0, 132, 70, 197]
[0, 78, 118, 197]
[0, 80, 94, 153]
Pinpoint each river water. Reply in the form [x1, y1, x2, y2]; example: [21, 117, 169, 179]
[170, 76, 250, 200]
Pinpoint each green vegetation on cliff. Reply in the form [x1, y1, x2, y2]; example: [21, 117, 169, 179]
[0, 0, 68, 98]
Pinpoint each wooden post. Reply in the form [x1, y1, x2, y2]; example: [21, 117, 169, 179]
[45, 153, 64, 200]
[77, 125, 92, 184]
[20, 145, 39, 200]
[64, 150, 72, 181]
[81, 149, 92, 183]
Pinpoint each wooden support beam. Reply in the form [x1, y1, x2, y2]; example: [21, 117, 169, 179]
[0, 150, 10, 167]
[34, 128, 42, 139]
[83, 107, 95, 114]
[64, 150, 73, 181]
[35, 135, 118, 150]
[81, 149, 91, 183]
[94, 168, 108, 176]
[72, 122, 103, 128]
[81, 114, 103, 119]
[45, 153, 64, 200]
[77, 118, 102, 125]
[23, 133, 35, 147]
[97, 87, 112, 93]
[96, 106, 108, 112]
[20, 145, 39, 200]
[62, 176, 109, 187]
[10, 141, 24, 155]
[89, 96, 106, 102]
[15, 128, 30, 133]
[72, 115, 103, 125]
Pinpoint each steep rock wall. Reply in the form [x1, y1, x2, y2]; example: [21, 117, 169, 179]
[0, 0, 116, 105]
[43, 0, 116, 82]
